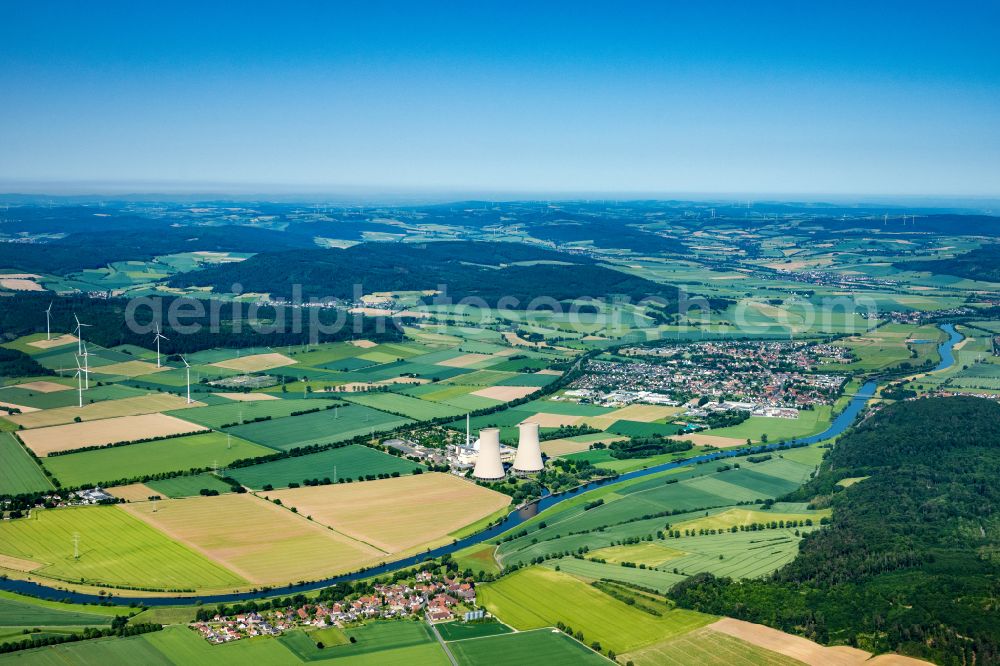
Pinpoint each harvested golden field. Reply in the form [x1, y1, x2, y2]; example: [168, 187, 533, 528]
[348, 339, 378, 348]
[0, 277, 44, 291]
[541, 436, 624, 456]
[7, 393, 203, 429]
[12, 380, 72, 393]
[517, 412, 583, 428]
[709, 618, 874, 666]
[503, 331, 545, 348]
[605, 404, 683, 422]
[684, 433, 747, 448]
[437, 353, 493, 368]
[472, 385, 540, 401]
[211, 352, 297, 372]
[90, 360, 167, 377]
[215, 392, 281, 401]
[0, 553, 42, 572]
[106, 483, 161, 502]
[18, 413, 208, 456]
[262, 472, 511, 554]
[123, 493, 382, 586]
[26, 334, 78, 350]
[0, 400, 38, 413]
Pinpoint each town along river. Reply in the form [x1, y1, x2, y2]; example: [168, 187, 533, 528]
[0, 324, 962, 606]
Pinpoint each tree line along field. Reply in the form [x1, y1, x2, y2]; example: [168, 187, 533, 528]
[229, 443, 423, 489]
[220, 404, 414, 451]
[17, 413, 208, 456]
[40, 431, 275, 487]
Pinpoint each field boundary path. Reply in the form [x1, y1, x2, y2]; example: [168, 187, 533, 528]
[426, 613, 459, 666]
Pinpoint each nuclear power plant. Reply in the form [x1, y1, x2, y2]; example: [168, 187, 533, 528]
[513, 421, 543, 474]
[472, 428, 505, 480]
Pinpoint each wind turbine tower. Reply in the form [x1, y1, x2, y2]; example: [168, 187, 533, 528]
[154, 325, 169, 368]
[73, 356, 90, 408]
[73, 314, 91, 355]
[45, 302, 53, 341]
[182, 356, 192, 404]
[80, 342, 92, 390]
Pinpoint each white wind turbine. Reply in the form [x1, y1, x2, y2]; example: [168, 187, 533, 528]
[153, 325, 169, 368]
[80, 342, 92, 390]
[73, 314, 91, 355]
[73, 356, 91, 408]
[45, 302, 53, 341]
[181, 356, 192, 404]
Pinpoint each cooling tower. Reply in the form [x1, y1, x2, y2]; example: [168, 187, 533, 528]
[473, 428, 505, 480]
[513, 421, 543, 474]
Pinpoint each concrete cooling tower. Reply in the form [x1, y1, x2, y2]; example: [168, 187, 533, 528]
[473, 428, 505, 480]
[513, 421, 543, 474]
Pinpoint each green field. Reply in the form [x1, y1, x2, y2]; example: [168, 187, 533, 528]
[0, 630, 176, 665]
[146, 473, 236, 498]
[341, 392, 464, 420]
[436, 620, 512, 641]
[229, 443, 423, 489]
[498, 456, 816, 566]
[41, 432, 276, 487]
[279, 621, 445, 662]
[654, 529, 813, 579]
[546, 557, 686, 593]
[0, 432, 53, 495]
[605, 420, 684, 438]
[0, 505, 245, 590]
[449, 628, 608, 665]
[479, 567, 714, 654]
[621, 626, 804, 666]
[169, 398, 329, 429]
[708, 406, 832, 443]
[223, 405, 413, 451]
[0, 591, 119, 628]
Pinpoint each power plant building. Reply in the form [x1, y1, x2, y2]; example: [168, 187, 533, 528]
[513, 421, 543, 474]
[472, 428, 505, 480]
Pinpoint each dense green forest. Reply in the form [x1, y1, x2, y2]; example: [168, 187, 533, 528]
[168, 241, 680, 307]
[670, 397, 1000, 666]
[0, 225, 315, 275]
[903, 244, 1000, 283]
[0, 293, 402, 352]
[0, 347, 53, 378]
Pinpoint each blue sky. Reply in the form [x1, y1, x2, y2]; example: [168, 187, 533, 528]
[1, 1, 998, 196]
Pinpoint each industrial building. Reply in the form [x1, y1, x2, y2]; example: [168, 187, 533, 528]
[472, 428, 505, 480]
[512, 421, 543, 474]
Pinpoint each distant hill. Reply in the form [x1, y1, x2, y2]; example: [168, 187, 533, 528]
[0, 225, 316, 275]
[168, 241, 680, 307]
[0, 292, 402, 352]
[670, 396, 1000, 665]
[901, 244, 1000, 282]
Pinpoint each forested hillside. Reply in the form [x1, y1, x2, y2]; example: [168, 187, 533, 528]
[0, 225, 315, 275]
[670, 397, 1000, 666]
[903, 245, 1000, 283]
[168, 241, 680, 306]
[0, 293, 402, 352]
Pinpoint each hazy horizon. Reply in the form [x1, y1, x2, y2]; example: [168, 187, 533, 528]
[2, 2, 998, 197]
